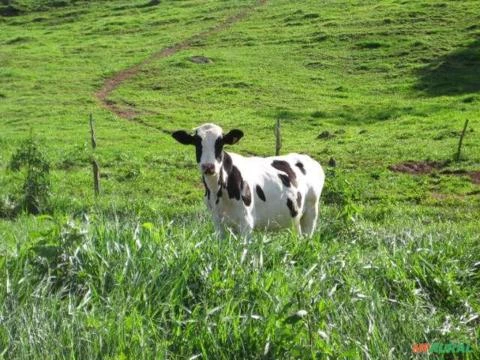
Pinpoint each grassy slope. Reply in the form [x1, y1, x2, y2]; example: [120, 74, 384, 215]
[0, 0, 479, 358]
[113, 0, 480, 204]
[0, 0, 256, 237]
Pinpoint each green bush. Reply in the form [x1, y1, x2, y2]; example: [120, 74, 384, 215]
[9, 136, 51, 215]
[322, 168, 362, 224]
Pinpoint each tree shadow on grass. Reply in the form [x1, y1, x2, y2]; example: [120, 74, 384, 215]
[416, 38, 480, 96]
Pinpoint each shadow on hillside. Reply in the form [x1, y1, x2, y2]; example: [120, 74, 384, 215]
[416, 38, 480, 96]
[0, 5, 22, 16]
[113, 0, 160, 12]
[137, 0, 160, 8]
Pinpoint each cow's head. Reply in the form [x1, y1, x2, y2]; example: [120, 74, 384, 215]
[172, 123, 243, 176]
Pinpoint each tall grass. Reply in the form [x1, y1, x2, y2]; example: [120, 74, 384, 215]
[1, 211, 478, 359]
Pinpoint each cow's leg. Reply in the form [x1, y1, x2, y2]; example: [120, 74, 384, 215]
[300, 198, 319, 238]
[293, 217, 302, 236]
[238, 214, 254, 243]
[212, 213, 226, 239]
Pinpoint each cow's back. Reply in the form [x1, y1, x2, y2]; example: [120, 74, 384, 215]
[229, 152, 324, 230]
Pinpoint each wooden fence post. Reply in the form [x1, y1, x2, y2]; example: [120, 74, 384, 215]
[89, 114, 100, 196]
[455, 119, 469, 162]
[274, 119, 282, 156]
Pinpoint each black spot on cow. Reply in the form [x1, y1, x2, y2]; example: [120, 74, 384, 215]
[295, 161, 306, 175]
[286, 198, 298, 217]
[223, 153, 251, 205]
[214, 137, 223, 161]
[223, 152, 233, 174]
[218, 169, 225, 189]
[226, 165, 243, 200]
[278, 174, 291, 187]
[202, 176, 210, 200]
[256, 185, 266, 201]
[297, 192, 302, 208]
[272, 160, 297, 187]
[193, 134, 202, 163]
[216, 188, 222, 204]
[242, 183, 252, 206]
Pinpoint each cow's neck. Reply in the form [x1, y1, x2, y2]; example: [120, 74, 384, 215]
[202, 152, 231, 199]
[203, 170, 222, 195]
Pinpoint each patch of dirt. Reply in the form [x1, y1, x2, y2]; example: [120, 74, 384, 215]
[388, 161, 444, 174]
[470, 172, 480, 184]
[95, 0, 268, 123]
[441, 169, 480, 184]
[389, 161, 480, 184]
[189, 55, 213, 64]
[317, 130, 335, 140]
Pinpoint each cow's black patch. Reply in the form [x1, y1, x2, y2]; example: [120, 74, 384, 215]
[223, 153, 251, 205]
[278, 173, 291, 187]
[256, 185, 266, 201]
[286, 198, 298, 217]
[193, 134, 203, 163]
[242, 183, 252, 206]
[272, 160, 297, 187]
[214, 137, 223, 161]
[218, 168, 226, 189]
[295, 161, 306, 175]
[226, 165, 243, 200]
[202, 176, 210, 200]
[297, 192, 302, 208]
[216, 188, 222, 204]
[223, 152, 233, 174]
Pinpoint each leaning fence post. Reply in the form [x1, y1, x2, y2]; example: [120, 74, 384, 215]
[274, 119, 282, 156]
[455, 119, 469, 162]
[89, 114, 100, 196]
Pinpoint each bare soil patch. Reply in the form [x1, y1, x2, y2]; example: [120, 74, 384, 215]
[189, 56, 213, 64]
[470, 172, 480, 184]
[389, 161, 480, 184]
[441, 169, 480, 184]
[388, 161, 444, 174]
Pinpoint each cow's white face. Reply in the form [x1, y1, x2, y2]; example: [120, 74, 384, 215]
[172, 123, 243, 176]
[194, 124, 224, 176]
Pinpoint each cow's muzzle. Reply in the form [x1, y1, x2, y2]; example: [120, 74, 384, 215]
[201, 163, 215, 175]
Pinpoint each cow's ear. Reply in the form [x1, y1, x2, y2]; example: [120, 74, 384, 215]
[223, 129, 243, 145]
[172, 130, 195, 145]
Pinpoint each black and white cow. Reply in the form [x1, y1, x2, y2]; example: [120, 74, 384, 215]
[172, 123, 325, 237]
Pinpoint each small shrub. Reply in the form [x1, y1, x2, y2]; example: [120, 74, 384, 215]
[0, 194, 16, 218]
[9, 135, 51, 215]
[29, 217, 90, 296]
[323, 168, 362, 224]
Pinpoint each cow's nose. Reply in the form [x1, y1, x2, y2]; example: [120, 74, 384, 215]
[201, 163, 215, 175]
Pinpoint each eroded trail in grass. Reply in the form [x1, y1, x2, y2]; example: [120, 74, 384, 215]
[95, 0, 267, 125]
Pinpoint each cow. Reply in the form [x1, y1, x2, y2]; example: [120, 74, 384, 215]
[172, 123, 325, 238]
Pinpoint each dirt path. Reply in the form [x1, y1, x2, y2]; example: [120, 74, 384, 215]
[95, 0, 267, 129]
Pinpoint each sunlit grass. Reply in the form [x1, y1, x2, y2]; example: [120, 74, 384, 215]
[1, 213, 479, 358]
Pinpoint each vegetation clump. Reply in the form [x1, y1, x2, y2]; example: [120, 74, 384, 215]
[8, 135, 51, 215]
